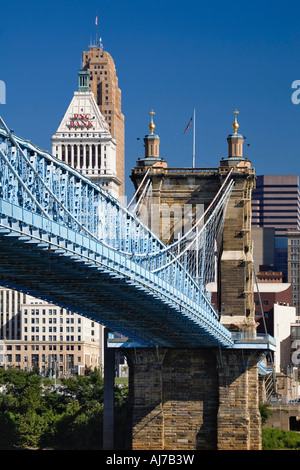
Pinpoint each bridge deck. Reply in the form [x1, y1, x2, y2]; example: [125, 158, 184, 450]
[0, 200, 234, 348]
[0, 118, 276, 352]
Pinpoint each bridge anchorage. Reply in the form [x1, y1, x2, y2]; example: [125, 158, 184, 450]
[0, 116, 275, 450]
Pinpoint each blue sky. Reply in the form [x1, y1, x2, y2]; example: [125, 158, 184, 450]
[1, 0, 300, 197]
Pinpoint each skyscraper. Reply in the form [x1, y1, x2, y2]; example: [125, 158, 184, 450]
[252, 175, 300, 236]
[82, 42, 125, 197]
[251, 175, 300, 280]
[51, 70, 121, 199]
[287, 229, 300, 315]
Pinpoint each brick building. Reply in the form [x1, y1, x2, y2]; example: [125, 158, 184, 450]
[82, 43, 125, 197]
[253, 283, 293, 336]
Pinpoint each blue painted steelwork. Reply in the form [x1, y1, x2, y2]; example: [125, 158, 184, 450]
[0, 197, 234, 347]
[0, 117, 275, 350]
[231, 332, 276, 352]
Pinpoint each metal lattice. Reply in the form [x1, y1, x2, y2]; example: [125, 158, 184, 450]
[0, 116, 236, 348]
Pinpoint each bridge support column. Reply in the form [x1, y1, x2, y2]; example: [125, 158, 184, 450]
[126, 347, 262, 450]
[126, 347, 219, 450]
[127, 348, 166, 450]
[103, 328, 115, 450]
[216, 349, 262, 450]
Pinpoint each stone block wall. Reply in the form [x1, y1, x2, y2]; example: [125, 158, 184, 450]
[216, 349, 262, 450]
[126, 347, 262, 450]
[128, 137, 262, 451]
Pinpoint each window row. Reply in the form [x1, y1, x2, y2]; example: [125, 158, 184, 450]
[61, 144, 102, 169]
[4, 344, 80, 351]
[4, 354, 81, 364]
[24, 308, 75, 315]
[23, 317, 78, 324]
[25, 326, 80, 333]
[24, 335, 81, 342]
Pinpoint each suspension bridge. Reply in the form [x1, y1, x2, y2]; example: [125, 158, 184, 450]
[0, 115, 278, 450]
[0, 116, 275, 352]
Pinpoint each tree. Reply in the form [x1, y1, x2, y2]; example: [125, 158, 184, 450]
[0, 368, 129, 449]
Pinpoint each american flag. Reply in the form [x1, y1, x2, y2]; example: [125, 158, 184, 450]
[184, 115, 193, 134]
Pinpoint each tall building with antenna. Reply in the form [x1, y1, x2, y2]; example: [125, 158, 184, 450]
[82, 19, 125, 197]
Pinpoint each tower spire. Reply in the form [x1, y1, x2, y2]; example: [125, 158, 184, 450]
[226, 108, 245, 160]
[149, 109, 155, 135]
[143, 109, 160, 159]
[232, 108, 239, 134]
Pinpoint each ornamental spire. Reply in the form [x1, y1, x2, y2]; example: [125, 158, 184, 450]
[149, 109, 155, 134]
[232, 108, 239, 134]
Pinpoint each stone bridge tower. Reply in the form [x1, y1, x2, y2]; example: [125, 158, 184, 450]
[126, 110, 264, 451]
[130, 109, 256, 334]
[218, 109, 256, 334]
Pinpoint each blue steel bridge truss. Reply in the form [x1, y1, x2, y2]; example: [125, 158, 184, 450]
[0, 117, 275, 351]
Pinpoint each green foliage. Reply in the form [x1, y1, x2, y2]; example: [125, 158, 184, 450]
[3, 369, 300, 451]
[262, 428, 300, 450]
[0, 410, 17, 449]
[260, 404, 300, 450]
[0, 368, 129, 449]
[259, 403, 272, 426]
[14, 410, 50, 448]
[55, 401, 103, 449]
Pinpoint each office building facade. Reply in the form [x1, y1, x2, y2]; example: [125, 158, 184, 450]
[287, 229, 300, 316]
[252, 175, 300, 235]
[0, 289, 101, 375]
[252, 175, 300, 281]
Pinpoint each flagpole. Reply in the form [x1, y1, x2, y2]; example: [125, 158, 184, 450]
[95, 12, 98, 46]
[192, 108, 195, 168]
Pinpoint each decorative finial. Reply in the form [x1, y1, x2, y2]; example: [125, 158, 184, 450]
[232, 108, 239, 134]
[149, 109, 155, 134]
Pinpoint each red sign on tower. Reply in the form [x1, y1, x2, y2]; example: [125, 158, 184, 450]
[68, 114, 94, 129]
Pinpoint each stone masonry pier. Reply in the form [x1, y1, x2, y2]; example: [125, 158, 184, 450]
[124, 111, 269, 450]
[125, 347, 262, 450]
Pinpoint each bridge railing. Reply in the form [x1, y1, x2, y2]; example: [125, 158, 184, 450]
[231, 332, 276, 348]
[0, 118, 165, 254]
